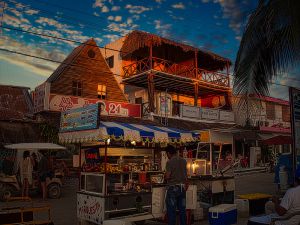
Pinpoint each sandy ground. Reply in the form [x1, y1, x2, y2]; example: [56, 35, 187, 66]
[0, 172, 277, 225]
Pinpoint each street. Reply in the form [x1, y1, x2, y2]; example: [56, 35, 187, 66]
[0, 172, 277, 225]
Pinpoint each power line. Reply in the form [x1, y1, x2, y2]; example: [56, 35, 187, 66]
[0, 47, 296, 91]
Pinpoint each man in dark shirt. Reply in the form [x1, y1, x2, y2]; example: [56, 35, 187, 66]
[38, 151, 49, 200]
[165, 145, 188, 225]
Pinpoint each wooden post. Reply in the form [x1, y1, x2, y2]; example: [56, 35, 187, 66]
[148, 73, 155, 112]
[194, 82, 199, 106]
[150, 39, 153, 70]
[226, 62, 230, 87]
[194, 50, 198, 79]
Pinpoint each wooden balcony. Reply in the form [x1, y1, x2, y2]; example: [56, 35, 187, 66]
[123, 57, 230, 88]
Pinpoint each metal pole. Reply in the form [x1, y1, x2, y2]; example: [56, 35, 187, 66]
[104, 141, 108, 194]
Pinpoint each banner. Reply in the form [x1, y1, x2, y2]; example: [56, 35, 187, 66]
[49, 94, 141, 118]
[33, 82, 50, 113]
[60, 103, 99, 132]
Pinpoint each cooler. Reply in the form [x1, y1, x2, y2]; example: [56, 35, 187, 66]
[209, 204, 237, 225]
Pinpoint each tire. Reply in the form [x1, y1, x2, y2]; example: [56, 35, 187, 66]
[47, 183, 61, 199]
[0, 184, 15, 201]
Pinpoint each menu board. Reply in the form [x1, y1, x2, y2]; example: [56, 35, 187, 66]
[60, 103, 99, 132]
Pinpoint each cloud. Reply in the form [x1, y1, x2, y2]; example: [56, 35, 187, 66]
[111, 6, 120, 11]
[214, 0, 253, 34]
[114, 16, 122, 22]
[0, 35, 66, 77]
[155, 0, 164, 3]
[125, 4, 151, 14]
[94, 12, 100, 17]
[35, 17, 70, 30]
[171, 2, 185, 9]
[103, 34, 120, 42]
[154, 20, 172, 37]
[108, 15, 114, 20]
[24, 9, 39, 15]
[93, 0, 105, 8]
[102, 6, 109, 13]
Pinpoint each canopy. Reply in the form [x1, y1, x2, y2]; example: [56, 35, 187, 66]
[59, 121, 199, 144]
[262, 135, 292, 145]
[4, 143, 66, 150]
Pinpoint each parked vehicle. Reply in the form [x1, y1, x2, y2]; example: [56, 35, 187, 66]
[0, 143, 66, 201]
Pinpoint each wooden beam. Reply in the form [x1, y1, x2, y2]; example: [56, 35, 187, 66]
[194, 50, 198, 79]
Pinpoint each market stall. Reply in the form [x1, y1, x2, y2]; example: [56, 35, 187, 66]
[58, 103, 199, 224]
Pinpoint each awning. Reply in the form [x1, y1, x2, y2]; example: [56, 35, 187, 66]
[59, 121, 199, 144]
[4, 143, 66, 150]
[262, 135, 292, 145]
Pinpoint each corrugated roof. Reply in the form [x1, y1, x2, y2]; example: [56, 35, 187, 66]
[0, 85, 33, 121]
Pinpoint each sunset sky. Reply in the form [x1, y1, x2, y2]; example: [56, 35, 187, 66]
[0, 0, 299, 100]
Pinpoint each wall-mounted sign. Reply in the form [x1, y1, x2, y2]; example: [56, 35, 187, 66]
[49, 94, 141, 118]
[157, 93, 172, 116]
[181, 105, 200, 118]
[219, 110, 235, 122]
[201, 108, 219, 120]
[33, 82, 50, 113]
[85, 148, 100, 164]
[60, 103, 99, 132]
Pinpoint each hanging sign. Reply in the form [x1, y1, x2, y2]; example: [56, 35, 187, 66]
[85, 148, 100, 164]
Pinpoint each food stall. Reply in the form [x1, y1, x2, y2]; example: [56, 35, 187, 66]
[184, 130, 236, 206]
[58, 103, 199, 224]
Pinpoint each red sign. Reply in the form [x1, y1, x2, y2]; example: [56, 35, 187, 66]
[49, 94, 141, 118]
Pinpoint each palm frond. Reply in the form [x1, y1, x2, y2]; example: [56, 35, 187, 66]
[233, 0, 300, 112]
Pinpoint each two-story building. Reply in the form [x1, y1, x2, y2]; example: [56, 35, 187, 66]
[233, 95, 292, 167]
[33, 31, 242, 171]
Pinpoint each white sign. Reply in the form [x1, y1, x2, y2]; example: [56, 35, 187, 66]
[33, 82, 50, 113]
[201, 108, 219, 120]
[77, 193, 104, 224]
[181, 105, 200, 118]
[219, 110, 235, 122]
[157, 93, 172, 116]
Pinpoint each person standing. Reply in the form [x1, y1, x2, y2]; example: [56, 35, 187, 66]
[165, 145, 188, 225]
[38, 151, 49, 200]
[20, 151, 33, 198]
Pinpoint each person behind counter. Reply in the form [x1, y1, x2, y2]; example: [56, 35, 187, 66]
[165, 145, 189, 225]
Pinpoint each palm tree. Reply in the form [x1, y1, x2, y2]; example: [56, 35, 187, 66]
[233, 0, 300, 114]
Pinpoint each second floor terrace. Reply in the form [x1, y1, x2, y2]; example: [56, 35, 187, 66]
[120, 31, 232, 97]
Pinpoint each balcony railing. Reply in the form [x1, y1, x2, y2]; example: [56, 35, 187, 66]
[123, 57, 230, 87]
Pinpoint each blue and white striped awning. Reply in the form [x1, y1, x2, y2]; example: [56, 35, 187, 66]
[59, 121, 199, 144]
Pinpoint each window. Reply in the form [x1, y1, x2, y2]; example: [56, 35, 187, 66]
[72, 81, 82, 96]
[266, 102, 275, 120]
[282, 106, 290, 122]
[106, 56, 114, 68]
[97, 84, 107, 99]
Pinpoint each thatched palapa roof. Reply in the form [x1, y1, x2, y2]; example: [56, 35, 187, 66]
[120, 30, 231, 70]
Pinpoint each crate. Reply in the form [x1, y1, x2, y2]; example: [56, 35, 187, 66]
[209, 204, 237, 225]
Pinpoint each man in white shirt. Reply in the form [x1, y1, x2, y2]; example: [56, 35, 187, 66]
[248, 168, 300, 225]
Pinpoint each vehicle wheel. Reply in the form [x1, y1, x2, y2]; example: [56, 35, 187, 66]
[0, 185, 15, 201]
[47, 183, 61, 199]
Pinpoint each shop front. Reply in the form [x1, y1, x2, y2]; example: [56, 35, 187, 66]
[58, 103, 200, 224]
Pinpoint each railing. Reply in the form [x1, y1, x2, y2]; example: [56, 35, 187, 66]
[123, 57, 230, 87]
